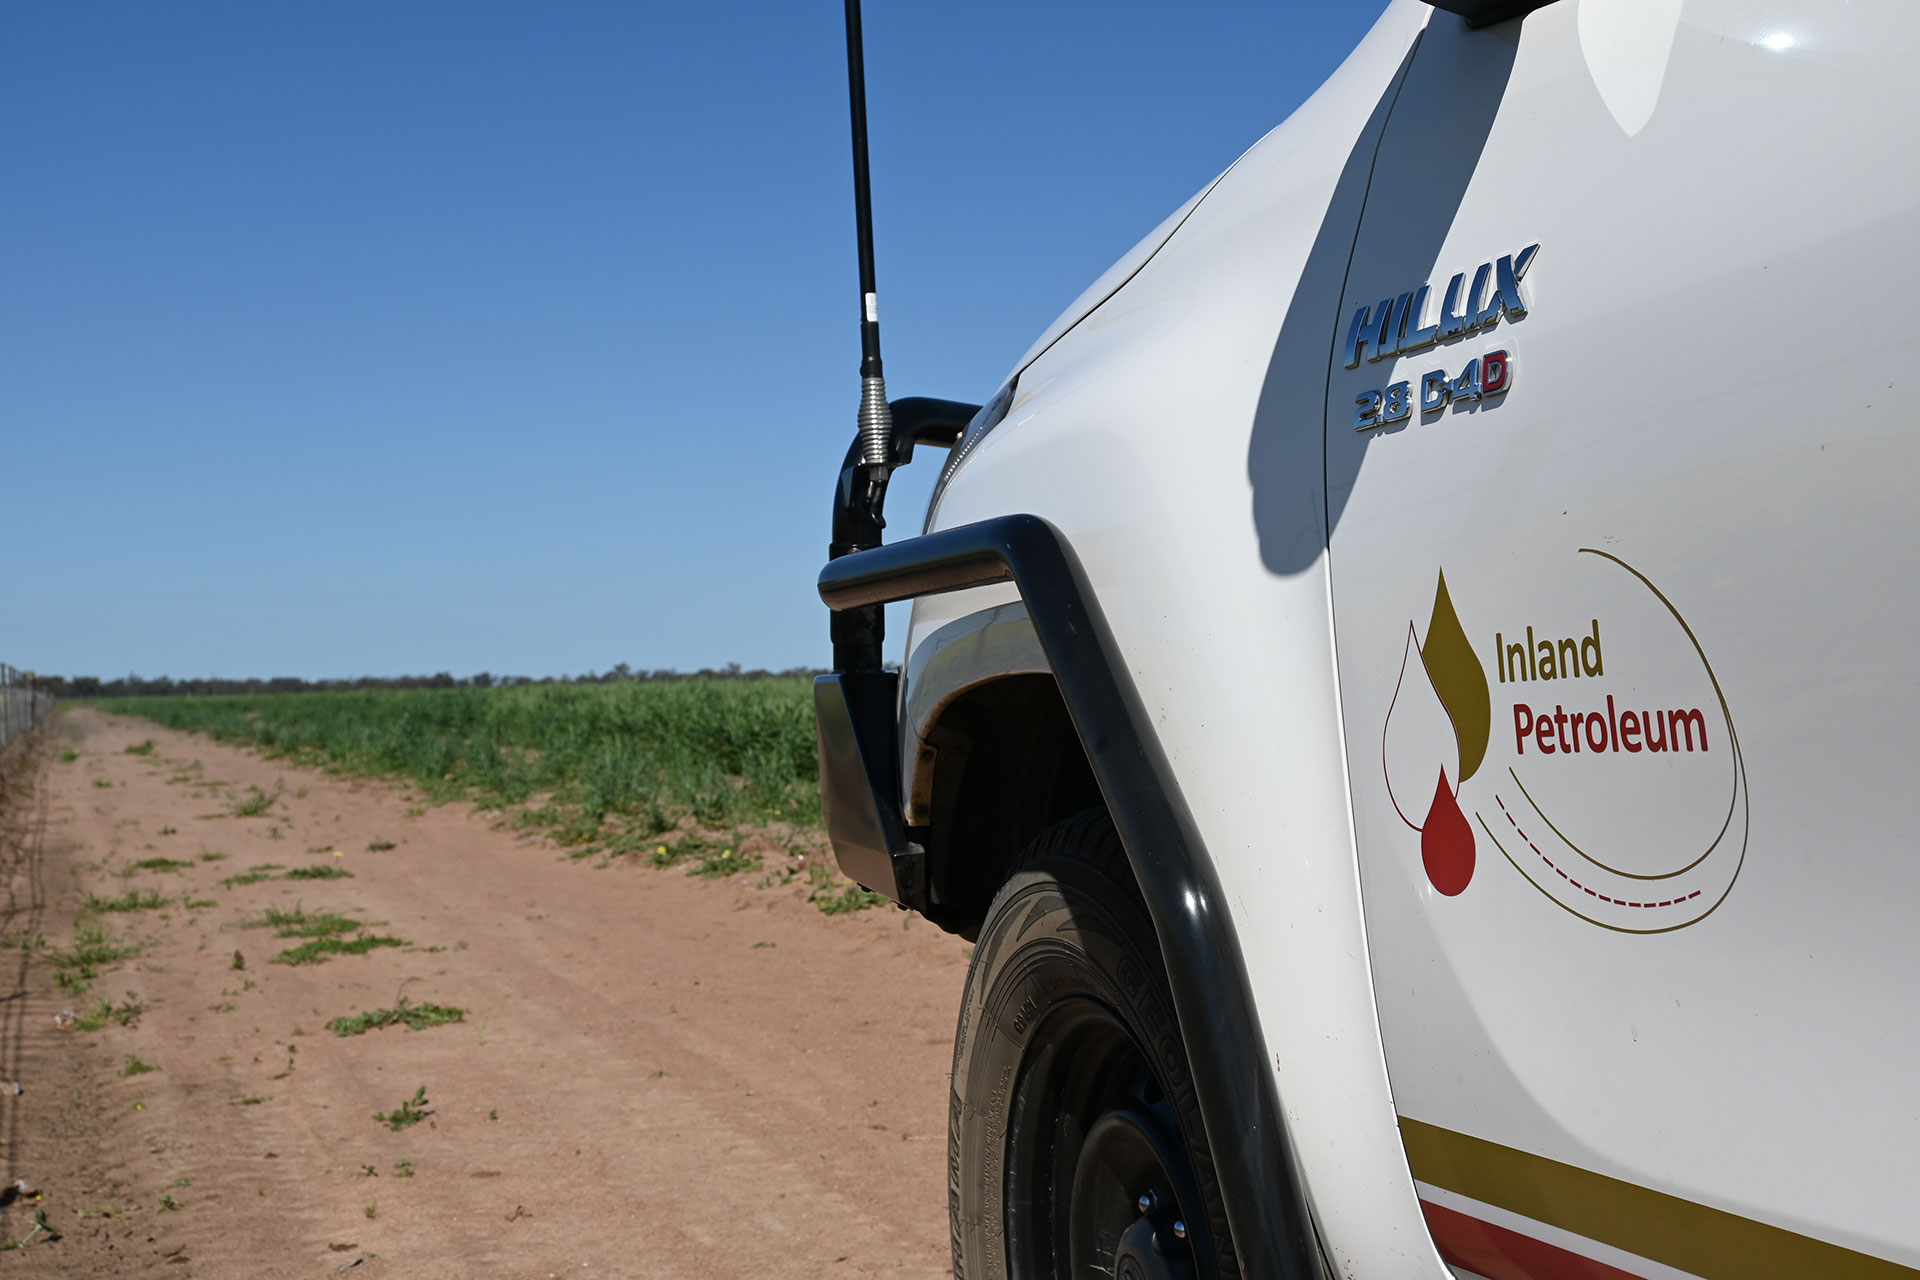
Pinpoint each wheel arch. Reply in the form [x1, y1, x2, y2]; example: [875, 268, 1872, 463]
[816, 514, 1324, 1280]
[906, 667, 1104, 940]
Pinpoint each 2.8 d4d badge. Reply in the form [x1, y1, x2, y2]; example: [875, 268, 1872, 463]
[1347, 244, 1535, 431]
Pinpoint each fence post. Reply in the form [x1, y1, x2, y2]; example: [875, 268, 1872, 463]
[0, 662, 54, 749]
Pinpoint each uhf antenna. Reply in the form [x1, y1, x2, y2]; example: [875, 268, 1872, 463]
[826, 0, 894, 676]
[844, 0, 893, 480]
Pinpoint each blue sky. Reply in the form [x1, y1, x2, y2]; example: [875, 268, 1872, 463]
[5, 2, 1385, 681]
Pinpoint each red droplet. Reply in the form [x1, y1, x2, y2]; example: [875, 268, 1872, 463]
[1421, 768, 1475, 896]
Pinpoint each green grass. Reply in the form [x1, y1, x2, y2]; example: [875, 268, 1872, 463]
[328, 997, 466, 1037]
[284, 863, 352, 881]
[121, 1054, 159, 1077]
[686, 840, 760, 879]
[74, 993, 145, 1031]
[812, 883, 888, 914]
[124, 740, 155, 756]
[374, 1085, 430, 1131]
[0, 1208, 57, 1249]
[83, 889, 167, 914]
[228, 784, 281, 817]
[272, 934, 407, 966]
[219, 872, 273, 888]
[806, 865, 886, 915]
[50, 922, 141, 995]
[131, 857, 192, 873]
[248, 903, 363, 938]
[99, 680, 822, 842]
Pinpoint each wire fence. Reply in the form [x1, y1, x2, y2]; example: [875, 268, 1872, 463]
[0, 666, 53, 752]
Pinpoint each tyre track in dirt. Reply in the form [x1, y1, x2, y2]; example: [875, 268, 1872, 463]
[0, 708, 968, 1277]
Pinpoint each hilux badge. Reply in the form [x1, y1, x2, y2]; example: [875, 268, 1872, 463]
[1348, 244, 1538, 432]
[1342, 244, 1540, 369]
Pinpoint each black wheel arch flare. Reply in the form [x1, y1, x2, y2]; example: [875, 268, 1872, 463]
[815, 513, 1323, 1280]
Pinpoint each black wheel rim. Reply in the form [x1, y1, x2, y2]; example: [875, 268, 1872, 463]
[1002, 996, 1208, 1280]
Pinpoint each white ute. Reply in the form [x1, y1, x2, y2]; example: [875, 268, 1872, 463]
[814, 1, 1920, 1277]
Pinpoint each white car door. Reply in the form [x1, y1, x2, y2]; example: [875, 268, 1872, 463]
[1323, 4, 1920, 1278]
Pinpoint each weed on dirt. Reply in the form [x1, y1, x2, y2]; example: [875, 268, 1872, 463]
[124, 740, 156, 756]
[328, 997, 466, 1037]
[806, 865, 886, 915]
[273, 935, 407, 966]
[691, 845, 754, 878]
[82, 888, 167, 914]
[284, 863, 352, 881]
[73, 993, 146, 1031]
[51, 922, 140, 971]
[228, 784, 282, 817]
[131, 857, 192, 873]
[813, 883, 888, 915]
[121, 1054, 159, 1077]
[374, 1085, 430, 1131]
[0, 1209, 59, 1250]
[248, 904, 363, 938]
[51, 922, 141, 995]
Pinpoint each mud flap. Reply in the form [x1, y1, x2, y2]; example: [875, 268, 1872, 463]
[813, 670, 923, 907]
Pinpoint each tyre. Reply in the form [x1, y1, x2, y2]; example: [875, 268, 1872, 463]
[949, 808, 1235, 1280]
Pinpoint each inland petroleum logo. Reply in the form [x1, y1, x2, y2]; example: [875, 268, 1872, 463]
[1381, 551, 1749, 933]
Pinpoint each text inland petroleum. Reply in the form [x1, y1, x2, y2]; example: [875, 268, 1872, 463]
[1494, 619, 1709, 757]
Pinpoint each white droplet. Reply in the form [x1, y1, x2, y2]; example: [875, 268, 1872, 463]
[1382, 624, 1458, 833]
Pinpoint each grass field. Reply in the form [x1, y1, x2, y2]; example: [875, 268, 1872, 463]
[99, 680, 820, 850]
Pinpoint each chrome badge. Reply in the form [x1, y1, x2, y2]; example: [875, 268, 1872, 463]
[1348, 244, 1537, 432]
[1344, 244, 1539, 369]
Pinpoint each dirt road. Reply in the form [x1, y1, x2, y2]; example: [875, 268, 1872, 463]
[0, 708, 970, 1277]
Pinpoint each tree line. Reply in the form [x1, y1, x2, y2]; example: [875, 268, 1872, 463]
[30, 663, 826, 699]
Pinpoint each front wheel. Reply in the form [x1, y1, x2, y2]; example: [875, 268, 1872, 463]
[948, 809, 1235, 1279]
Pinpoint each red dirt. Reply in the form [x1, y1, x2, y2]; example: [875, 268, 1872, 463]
[0, 708, 969, 1277]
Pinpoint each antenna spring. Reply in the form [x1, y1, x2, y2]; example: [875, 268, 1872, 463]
[857, 375, 893, 470]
